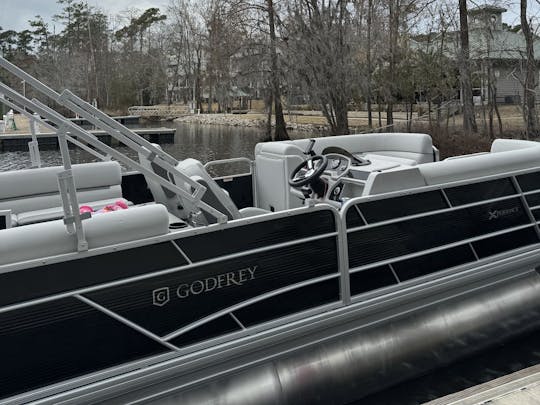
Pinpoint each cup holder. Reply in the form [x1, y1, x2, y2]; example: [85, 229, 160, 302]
[169, 222, 188, 230]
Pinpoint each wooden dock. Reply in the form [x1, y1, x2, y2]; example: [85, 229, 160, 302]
[0, 127, 175, 152]
[423, 363, 540, 405]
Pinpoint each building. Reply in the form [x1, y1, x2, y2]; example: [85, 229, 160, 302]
[412, 5, 540, 104]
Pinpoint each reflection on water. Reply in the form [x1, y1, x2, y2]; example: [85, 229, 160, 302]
[0, 122, 317, 172]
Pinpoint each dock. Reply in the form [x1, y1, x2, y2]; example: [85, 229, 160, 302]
[43, 115, 141, 129]
[0, 127, 175, 152]
[423, 363, 540, 405]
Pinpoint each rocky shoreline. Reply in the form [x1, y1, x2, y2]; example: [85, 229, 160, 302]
[174, 113, 329, 133]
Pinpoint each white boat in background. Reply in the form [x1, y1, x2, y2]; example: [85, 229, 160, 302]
[1, 56, 540, 404]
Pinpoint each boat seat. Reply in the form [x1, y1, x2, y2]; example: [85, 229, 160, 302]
[177, 158, 269, 224]
[254, 133, 436, 211]
[419, 140, 540, 186]
[0, 204, 169, 267]
[0, 162, 130, 226]
[14, 198, 131, 226]
[139, 148, 268, 224]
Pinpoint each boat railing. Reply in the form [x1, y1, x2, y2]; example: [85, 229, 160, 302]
[0, 56, 228, 250]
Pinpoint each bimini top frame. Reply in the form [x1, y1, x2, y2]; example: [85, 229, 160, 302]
[0, 56, 228, 246]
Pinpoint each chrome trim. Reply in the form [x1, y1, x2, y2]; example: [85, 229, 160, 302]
[75, 294, 179, 352]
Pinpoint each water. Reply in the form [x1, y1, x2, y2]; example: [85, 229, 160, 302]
[2, 121, 540, 403]
[0, 122, 315, 172]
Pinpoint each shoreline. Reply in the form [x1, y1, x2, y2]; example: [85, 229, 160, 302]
[174, 113, 331, 133]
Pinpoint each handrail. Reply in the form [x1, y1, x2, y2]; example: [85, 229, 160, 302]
[0, 56, 227, 224]
[0, 94, 108, 161]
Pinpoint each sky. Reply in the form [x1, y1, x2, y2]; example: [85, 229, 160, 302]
[0, 0, 168, 32]
[1, 0, 540, 33]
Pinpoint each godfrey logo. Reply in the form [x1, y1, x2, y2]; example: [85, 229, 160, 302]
[152, 266, 258, 306]
[487, 207, 520, 220]
[152, 287, 170, 307]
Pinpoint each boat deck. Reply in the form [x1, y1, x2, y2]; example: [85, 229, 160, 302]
[424, 363, 540, 405]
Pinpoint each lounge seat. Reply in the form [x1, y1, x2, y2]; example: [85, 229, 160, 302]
[0, 161, 130, 226]
[0, 204, 169, 266]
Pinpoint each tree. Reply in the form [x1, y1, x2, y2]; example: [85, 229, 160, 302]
[520, 0, 539, 138]
[284, 0, 352, 135]
[458, 0, 478, 134]
[267, 0, 289, 140]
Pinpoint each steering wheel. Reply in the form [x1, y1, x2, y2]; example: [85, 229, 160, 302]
[289, 155, 328, 187]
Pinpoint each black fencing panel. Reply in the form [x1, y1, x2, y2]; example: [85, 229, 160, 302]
[356, 190, 448, 224]
[86, 237, 339, 337]
[348, 197, 529, 268]
[215, 174, 254, 209]
[517, 171, 540, 192]
[393, 245, 476, 281]
[176, 209, 336, 262]
[0, 242, 187, 307]
[0, 297, 167, 400]
[349, 266, 397, 296]
[346, 174, 540, 294]
[445, 178, 516, 206]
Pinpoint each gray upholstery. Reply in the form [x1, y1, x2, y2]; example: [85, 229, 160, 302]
[140, 147, 268, 224]
[255, 133, 435, 211]
[176, 159, 242, 223]
[363, 167, 427, 196]
[0, 161, 127, 226]
[0, 204, 170, 266]
[138, 148, 188, 220]
[419, 141, 540, 186]
[255, 133, 436, 164]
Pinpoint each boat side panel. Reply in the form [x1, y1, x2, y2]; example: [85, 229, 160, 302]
[85, 237, 339, 337]
[0, 242, 187, 307]
[344, 174, 540, 299]
[176, 209, 336, 261]
[0, 297, 167, 399]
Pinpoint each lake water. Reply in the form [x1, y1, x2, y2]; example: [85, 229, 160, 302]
[1, 121, 540, 402]
[0, 122, 315, 172]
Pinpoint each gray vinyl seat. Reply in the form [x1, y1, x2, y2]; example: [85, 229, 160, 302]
[139, 150, 268, 225]
[177, 159, 268, 224]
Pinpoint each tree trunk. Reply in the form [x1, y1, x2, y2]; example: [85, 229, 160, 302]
[386, 0, 397, 130]
[267, 0, 289, 141]
[366, 0, 373, 129]
[521, 0, 540, 138]
[458, 0, 478, 134]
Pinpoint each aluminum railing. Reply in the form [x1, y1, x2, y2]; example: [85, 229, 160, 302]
[0, 56, 228, 249]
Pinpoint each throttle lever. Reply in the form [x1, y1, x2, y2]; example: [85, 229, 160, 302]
[304, 139, 316, 157]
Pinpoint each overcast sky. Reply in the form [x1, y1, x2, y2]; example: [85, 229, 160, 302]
[0, 0, 168, 32]
[0, 0, 540, 33]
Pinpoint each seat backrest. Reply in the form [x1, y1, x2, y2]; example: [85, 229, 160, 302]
[0, 161, 123, 214]
[138, 148, 189, 220]
[259, 133, 436, 164]
[419, 143, 540, 186]
[176, 158, 241, 224]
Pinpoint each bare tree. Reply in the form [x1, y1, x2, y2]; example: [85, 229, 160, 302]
[284, 0, 352, 135]
[520, 0, 539, 138]
[267, 0, 289, 140]
[458, 0, 478, 133]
